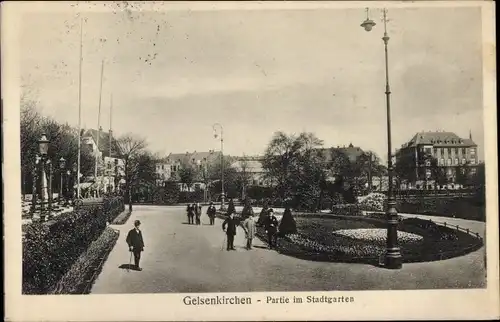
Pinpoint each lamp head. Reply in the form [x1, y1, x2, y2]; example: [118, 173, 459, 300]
[59, 157, 66, 169]
[38, 134, 49, 156]
[361, 18, 376, 32]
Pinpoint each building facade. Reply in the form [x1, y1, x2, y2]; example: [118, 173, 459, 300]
[395, 131, 478, 189]
[155, 150, 222, 191]
[82, 128, 125, 191]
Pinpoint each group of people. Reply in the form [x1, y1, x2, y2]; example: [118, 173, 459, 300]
[221, 201, 281, 251]
[186, 202, 217, 225]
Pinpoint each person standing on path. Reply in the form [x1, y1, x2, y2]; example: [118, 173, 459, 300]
[222, 211, 238, 251]
[187, 204, 195, 224]
[126, 220, 145, 271]
[207, 202, 217, 225]
[264, 209, 279, 249]
[242, 213, 256, 250]
[195, 202, 202, 225]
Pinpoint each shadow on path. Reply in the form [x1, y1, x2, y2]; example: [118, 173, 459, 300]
[118, 264, 141, 271]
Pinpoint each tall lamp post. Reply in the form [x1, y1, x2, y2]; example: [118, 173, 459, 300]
[360, 8, 402, 269]
[38, 134, 49, 222]
[59, 157, 66, 205]
[213, 123, 225, 210]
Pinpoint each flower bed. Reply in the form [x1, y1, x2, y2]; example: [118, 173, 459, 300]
[112, 210, 133, 225]
[330, 204, 362, 217]
[255, 216, 483, 264]
[333, 229, 423, 243]
[50, 227, 119, 294]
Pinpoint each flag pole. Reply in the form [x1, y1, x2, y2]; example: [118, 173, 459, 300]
[77, 17, 83, 199]
[95, 60, 104, 186]
[109, 93, 113, 192]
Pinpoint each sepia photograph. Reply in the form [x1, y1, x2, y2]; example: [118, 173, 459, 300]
[3, 1, 498, 321]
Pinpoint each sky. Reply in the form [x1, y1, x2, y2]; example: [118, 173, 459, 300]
[20, 3, 484, 161]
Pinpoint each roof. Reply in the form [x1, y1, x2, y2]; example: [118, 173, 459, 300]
[82, 129, 120, 157]
[161, 150, 222, 165]
[230, 160, 264, 173]
[404, 131, 477, 148]
[316, 144, 364, 163]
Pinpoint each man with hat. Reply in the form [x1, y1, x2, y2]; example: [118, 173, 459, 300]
[264, 209, 279, 249]
[206, 202, 217, 225]
[222, 210, 238, 251]
[126, 220, 145, 270]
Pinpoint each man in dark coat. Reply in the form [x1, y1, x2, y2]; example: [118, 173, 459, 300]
[206, 202, 217, 225]
[187, 204, 195, 224]
[195, 203, 202, 225]
[126, 220, 145, 270]
[222, 211, 238, 251]
[264, 209, 279, 249]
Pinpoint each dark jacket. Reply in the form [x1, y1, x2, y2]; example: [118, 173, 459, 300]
[207, 206, 217, 217]
[187, 205, 195, 216]
[126, 228, 145, 252]
[222, 217, 238, 236]
[264, 215, 279, 234]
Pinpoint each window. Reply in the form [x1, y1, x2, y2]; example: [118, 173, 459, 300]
[471, 168, 477, 175]
[462, 158, 467, 165]
[470, 159, 476, 164]
[447, 158, 452, 166]
[440, 158, 444, 166]
[433, 147, 438, 155]
[454, 158, 459, 165]
[425, 148, 432, 154]
[447, 148, 452, 154]
[470, 148, 476, 155]
[462, 148, 466, 155]
[455, 148, 459, 155]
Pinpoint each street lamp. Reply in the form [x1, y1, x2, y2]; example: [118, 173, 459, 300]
[38, 134, 49, 221]
[59, 157, 66, 204]
[213, 123, 225, 210]
[360, 8, 402, 269]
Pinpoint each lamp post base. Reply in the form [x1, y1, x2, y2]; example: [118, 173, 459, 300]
[384, 252, 403, 269]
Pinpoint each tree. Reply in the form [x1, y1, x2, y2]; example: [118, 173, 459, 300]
[207, 156, 238, 200]
[235, 158, 252, 200]
[262, 131, 326, 211]
[178, 165, 196, 192]
[115, 134, 148, 211]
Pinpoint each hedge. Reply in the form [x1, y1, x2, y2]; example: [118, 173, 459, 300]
[396, 197, 485, 222]
[22, 198, 124, 294]
[50, 227, 119, 294]
[103, 196, 125, 223]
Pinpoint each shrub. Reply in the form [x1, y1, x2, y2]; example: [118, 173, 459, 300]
[358, 192, 387, 212]
[51, 227, 119, 294]
[330, 204, 362, 217]
[22, 198, 123, 295]
[397, 197, 485, 221]
[103, 196, 125, 223]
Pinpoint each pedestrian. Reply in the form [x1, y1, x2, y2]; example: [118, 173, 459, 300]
[187, 204, 195, 224]
[206, 202, 217, 225]
[241, 198, 254, 219]
[195, 202, 202, 225]
[242, 213, 256, 250]
[257, 203, 269, 227]
[264, 209, 279, 249]
[126, 220, 145, 271]
[226, 198, 236, 216]
[222, 210, 238, 251]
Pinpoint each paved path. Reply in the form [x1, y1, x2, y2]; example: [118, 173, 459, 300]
[91, 205, 485, 293]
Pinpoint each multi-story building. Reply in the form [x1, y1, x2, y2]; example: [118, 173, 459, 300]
[395, 131, 478, 189]
[155, 150, 222, 191]
[82, 128, 125, 191]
